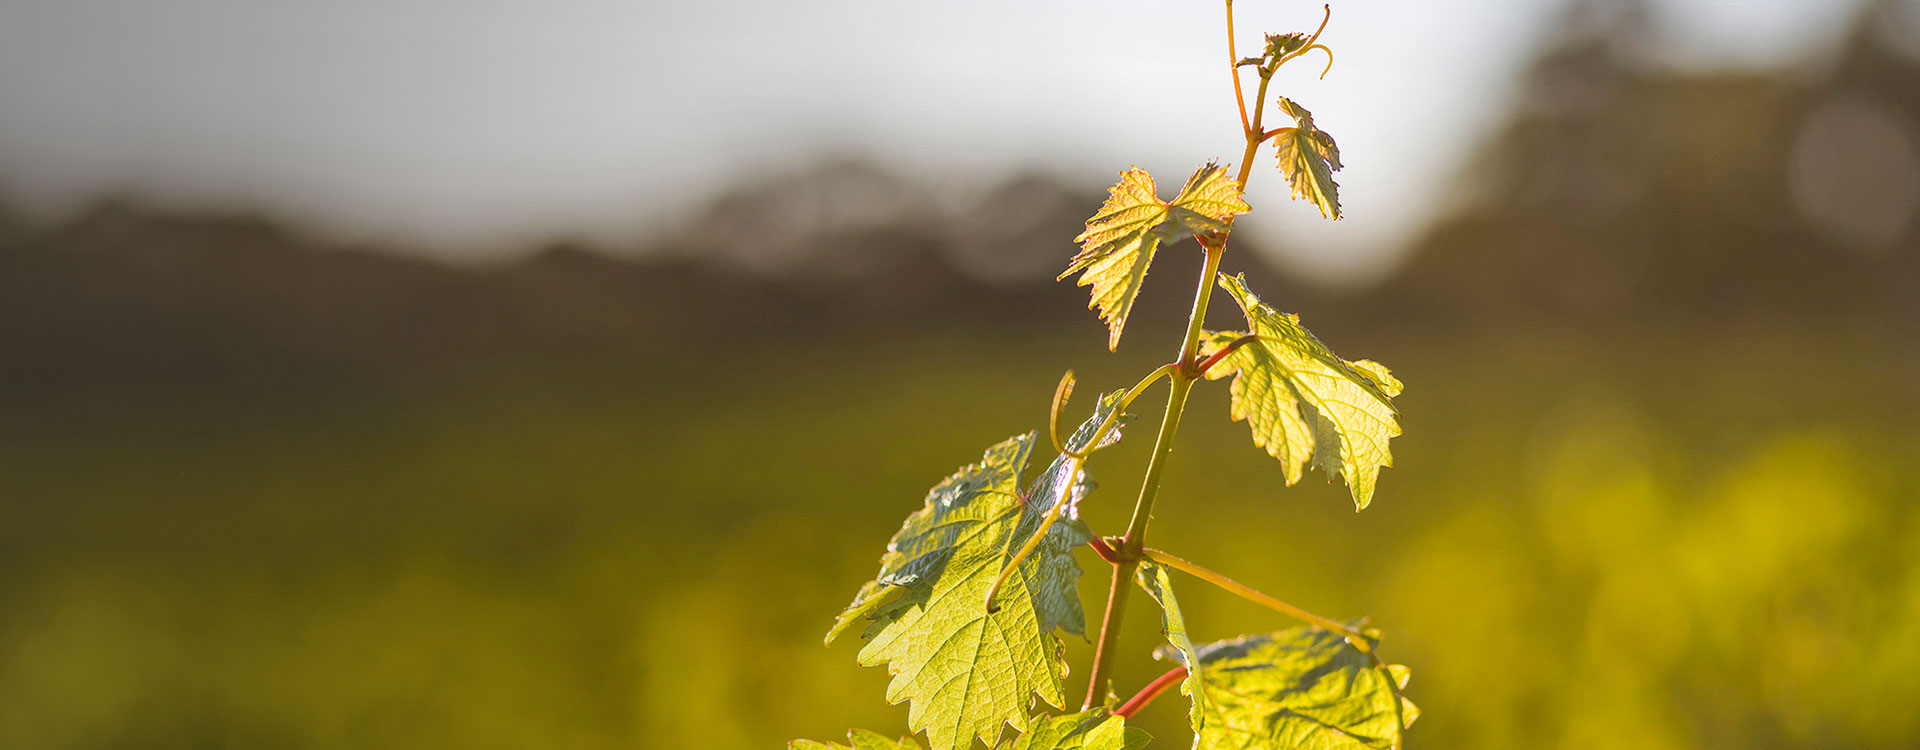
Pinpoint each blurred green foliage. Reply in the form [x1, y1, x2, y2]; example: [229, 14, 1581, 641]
[2, 320, 1915, 749]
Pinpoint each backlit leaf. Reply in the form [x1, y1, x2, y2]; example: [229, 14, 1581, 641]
[827, 396, 1130, 750]
[1270, 97, 1343, 220]
[1200, 273, 1402, 509]
[1007, 709, 1151, 750]
[790, 729, 926, 750]
[1156, 623, 1417, 750]
[1062, 164, 1250, 351]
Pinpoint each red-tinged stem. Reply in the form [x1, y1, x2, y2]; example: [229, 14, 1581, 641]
[1087, 536, 1119, 564]
[1085, 563, 1134, 707]
[1114, 666, 1188, 718]
[1226, 0, 1249, 135]
[1194, 333, 1259, 377]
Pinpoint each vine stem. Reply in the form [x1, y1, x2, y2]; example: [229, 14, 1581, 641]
[1141, 547, 1410, 750]
[1081, 0, 1271, 710]
[1081, 243, 1220, 708]
[1236, 68, 1275, 189]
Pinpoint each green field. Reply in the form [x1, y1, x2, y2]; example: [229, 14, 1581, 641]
[3, 321, 1917, 749]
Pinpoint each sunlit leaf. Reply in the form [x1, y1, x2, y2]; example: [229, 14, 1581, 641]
[827, 396, 1130, 750]
[1156, 623, 1417, 750]
[1062, 163, 1250, 351]
[1134, 559, 1206, 740]
[1200, 273, 1402, 509]
[1270, 97, 1343, 220]
[790, 729, 926, 750]
[1008, 709, 1151, 750]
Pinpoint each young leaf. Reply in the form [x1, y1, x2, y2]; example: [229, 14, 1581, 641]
[1270, 97, 1343, 220]
[1062, 163, 1250, 351]
[827, 397, 1129, 750]
[1133, 560, 1205, 741]
[1264, 32, 1309, 60]
[1007, 709, 1151, 750]
[790, 729, 926, 750]
[1157, 624, 1417, 750]
[1199, 273, 1402, 510]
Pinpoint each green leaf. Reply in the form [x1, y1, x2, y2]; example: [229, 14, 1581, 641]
[1133, 560, 1205, 740]
[828, 396, 1129, 750]
[790, 729, 926, 750]
[1157, 624, 1417, 750]
[1062, 163, 1250, 351]
[1270, 97, 1343, 220]
[1007, 709, 1152, 750]
[1199, 273, 1402, 510]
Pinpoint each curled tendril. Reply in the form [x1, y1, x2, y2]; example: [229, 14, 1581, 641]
[1306, 44, 1334, 78]
[1048, 370, 1075, 456]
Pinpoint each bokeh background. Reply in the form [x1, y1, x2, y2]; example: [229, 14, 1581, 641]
[3, 0, 1919, 748]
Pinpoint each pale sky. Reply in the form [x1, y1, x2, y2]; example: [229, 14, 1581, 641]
[0, 0, 1886, 282]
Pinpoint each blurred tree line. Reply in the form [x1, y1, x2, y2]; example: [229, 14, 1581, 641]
[1, 3, 1914, 391]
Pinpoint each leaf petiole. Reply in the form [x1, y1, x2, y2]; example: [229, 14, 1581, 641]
[1082, 363, 1178, 460]
[1142, 548, 1362, 649]
[1113, 666, 1188, 718]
